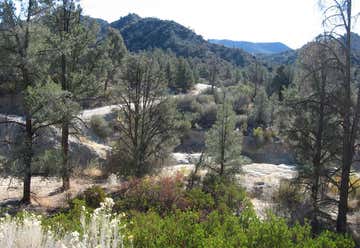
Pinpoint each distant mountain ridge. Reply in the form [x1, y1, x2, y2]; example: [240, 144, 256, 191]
[107, 14, 254, 67]
[208, 39, 292, 54]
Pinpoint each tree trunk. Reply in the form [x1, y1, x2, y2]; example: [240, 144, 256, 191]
[22, 117, 33, 204]
[336, 0, 352, 233]
[61, 120, 70, 190]
[311, 67, 327, 234]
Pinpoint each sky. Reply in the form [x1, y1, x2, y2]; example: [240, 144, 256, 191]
[81, 0, 360, 49]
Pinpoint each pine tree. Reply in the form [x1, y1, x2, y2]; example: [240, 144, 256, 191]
[205, 91, 242, 177]
[111, 54, 180, 177]
[46, 0, 108, 189]
[0, 0, 71, 203]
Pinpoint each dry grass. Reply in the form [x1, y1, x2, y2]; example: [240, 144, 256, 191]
[83, 166, 104, 178]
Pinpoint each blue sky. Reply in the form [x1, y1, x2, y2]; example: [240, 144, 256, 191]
[81, 0, 360, 49]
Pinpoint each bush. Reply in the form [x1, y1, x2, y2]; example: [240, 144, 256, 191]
[175, 129, 205, 152]
[89, 115, 112, 140]
[196, 103, 217, 129]
[185, 188, 215, 212]
[235, 114, 248, 130]
[202, 174, 251, 214]
[128, 210, 355, 248]
[253, 127, 265, 146]
[79, 186, 106, 209]
[114, 174, 189, 214]
[4, 198, 127, 248]
[196, 94, 214, 105]
[176, 95, 201, 113]
[272, 179, 307, 220]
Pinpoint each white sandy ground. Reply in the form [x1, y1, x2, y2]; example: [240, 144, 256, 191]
[0, 152, 296, 212]
[79, 83, 212, 121]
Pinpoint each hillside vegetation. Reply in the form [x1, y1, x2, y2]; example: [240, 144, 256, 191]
[0, 0, 360, 247]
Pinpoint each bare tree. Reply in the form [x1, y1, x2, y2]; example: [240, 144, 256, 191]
[285, 39, 342, 233]
[321, 0, 360, 233]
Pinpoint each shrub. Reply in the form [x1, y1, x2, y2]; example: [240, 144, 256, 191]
[114, 174, 188, 214]
[129, 210, 206, 248]
[185, 188, 215, 212]
[1, 198, 127, 248]
[272, 179, 306, 220]
[235, 114, 248, 130]
[128, 210, 355, 248]
[196, 94, 214, 105]
[196, 103, 217, 129]
[89, 115, 112, 140]
[202, 174, 251, 214]
[176, 95, 201, 113]
[253, 127, 265, 146]
[175, 129, 205, 152]
[42, 198, 87, 237]
[79, 186, 106, 209]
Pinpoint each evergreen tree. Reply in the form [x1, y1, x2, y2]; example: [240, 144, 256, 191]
[175, 57, 194, 93]
[111, 54, 180, 177]
[103, 27, 127, 93]
[46, 0, 108, 189]
[270, 65, 292, 101]
[205, 91, 242, 177]
[0, 0, 70, 203]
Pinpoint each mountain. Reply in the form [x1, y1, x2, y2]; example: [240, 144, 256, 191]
[208, 39, 292, 55]
[109, 14, 253, 67]
[257, 50, 298, 66]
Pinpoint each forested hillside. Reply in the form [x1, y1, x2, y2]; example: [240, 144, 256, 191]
[110, 14, 253, 67]
[0, 1, 359, 248]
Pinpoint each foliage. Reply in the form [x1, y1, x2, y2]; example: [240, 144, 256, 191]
[111, 54, 181, 177]
[114, 173, 251, 216]
[249, 88, 270, 126]
[128, 210, 354, 248]
[196, 103, 218, 129]
[89, 115, 112, 140]
[202, 173, 251, 213]
[269, 65, 292, 101]
[114, 174, 189, 214]
[111, 14, 251, 67]
[79, 186, 107, 209]
[205, 92, 242, 176]
[1, 198, 126, 248]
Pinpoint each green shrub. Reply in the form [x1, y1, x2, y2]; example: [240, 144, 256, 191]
[89, 115, 112, 140]
[80, 185, 106, 209]
[235, 114, 248, 130]
[128, 210, 355, 248]
[196, 94, 214, 105]
[129, 210, 206, 248]
[185, 188, 215, 212]
[42, 198, 87, 237]
[253, 127, 265, 146]
[176, 95, 201, 113]
[202, 174, 251, 213]
[196, 103, 217, 129]
[272, 179, 305, 218]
